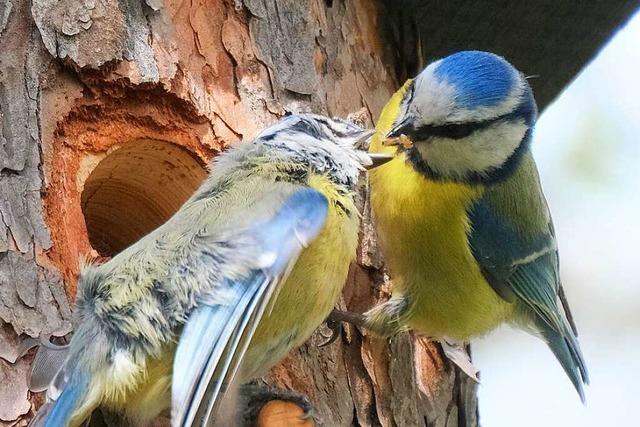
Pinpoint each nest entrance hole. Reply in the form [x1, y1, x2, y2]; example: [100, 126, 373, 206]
[81, 139, 207, 257]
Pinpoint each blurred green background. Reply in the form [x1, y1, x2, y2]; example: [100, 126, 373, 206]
[474, 10, 640, 426]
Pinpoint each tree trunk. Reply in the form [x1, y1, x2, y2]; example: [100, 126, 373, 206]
[0, 1, 477, 426]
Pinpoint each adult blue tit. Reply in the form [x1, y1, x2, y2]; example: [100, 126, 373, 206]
[29, 113, 392, 427]
[366, 51, 589, 400]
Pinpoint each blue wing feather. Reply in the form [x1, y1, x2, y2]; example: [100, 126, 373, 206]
[44, 373, 88, 427]
[469, 195, 589, 399]
[27, 370, 89, 427]
[536, 317, 587, 402]
[172, 272, 268, 426]
[171, 188, 328, 426]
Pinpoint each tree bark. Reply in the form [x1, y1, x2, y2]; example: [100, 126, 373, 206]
[0, 1, 480, 426]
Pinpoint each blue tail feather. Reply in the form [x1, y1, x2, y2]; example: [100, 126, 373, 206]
[538, 320, 588, 402]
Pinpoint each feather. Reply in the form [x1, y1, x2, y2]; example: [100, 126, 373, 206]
[468, 152, 589, 397]
[29, 336, 71, 393]
[171, 188, 328, 426]
[28, 367, 89, 427]
[536, 320, 588, 403]
[172, 272, 275, 426]
[432, 51, 518, 109]
[440, 338, 479, 382]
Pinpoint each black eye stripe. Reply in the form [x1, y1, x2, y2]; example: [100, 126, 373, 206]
[412, 109, 521, 141]
[406, 82, 416, 102]
[400, 83, 416, 112]
[287, 119, 325, 140]
[413, 121, 482, 140]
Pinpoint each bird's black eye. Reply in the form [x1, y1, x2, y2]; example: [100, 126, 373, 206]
[412, 122, 478, 141]
[408, 109, 519, 142]
[433, 123, 476, 139]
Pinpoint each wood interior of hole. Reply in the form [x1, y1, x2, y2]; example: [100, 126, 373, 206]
[81, 139, 207, 256]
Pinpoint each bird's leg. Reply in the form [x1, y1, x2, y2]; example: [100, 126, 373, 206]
[328, 309, 368, 327]
[238, 382, 320, 426]
[318, 309, 367, 347]
[319, 299, 412, 346]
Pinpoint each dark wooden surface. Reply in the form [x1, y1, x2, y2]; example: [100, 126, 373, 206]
[378, 0, 639, 109]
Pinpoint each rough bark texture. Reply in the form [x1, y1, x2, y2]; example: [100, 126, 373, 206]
[0, 0, 633, 426]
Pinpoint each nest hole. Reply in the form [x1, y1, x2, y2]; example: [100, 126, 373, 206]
[81, 139, 207, 257]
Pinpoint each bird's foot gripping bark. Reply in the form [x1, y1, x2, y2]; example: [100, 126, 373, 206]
[319, 301, 411, 346]
[318, 309, 368, 347]
[238, 382, 320, 426]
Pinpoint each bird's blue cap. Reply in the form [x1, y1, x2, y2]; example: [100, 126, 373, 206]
[434, 51, 518, 109]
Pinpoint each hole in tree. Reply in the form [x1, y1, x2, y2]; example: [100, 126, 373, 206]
[81, 139, 208, 257]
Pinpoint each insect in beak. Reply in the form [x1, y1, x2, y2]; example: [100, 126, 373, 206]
[384, 117, 415, 148]
[382, 134, 414, 149]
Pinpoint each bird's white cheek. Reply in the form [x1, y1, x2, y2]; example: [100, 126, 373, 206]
[469, 121, 528, 171]
[417, 121, 528, 178]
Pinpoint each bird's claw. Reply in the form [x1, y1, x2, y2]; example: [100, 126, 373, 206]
[297, 400, 319, 422]
[318, 309, 368, 347]
[318, 318, 342, 347]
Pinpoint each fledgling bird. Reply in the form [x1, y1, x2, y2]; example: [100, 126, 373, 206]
[364, 51, 589, 399]
[29, 114, 391, 427]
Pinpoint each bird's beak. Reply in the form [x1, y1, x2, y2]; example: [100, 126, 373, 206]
[350, 129, 376, 150]
[365, 153, 394, 169]
[383, 118, 415, 148]
[386, 118, 412, 139]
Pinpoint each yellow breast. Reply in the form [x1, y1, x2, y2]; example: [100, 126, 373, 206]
[97, 346, 173, 425]
[74, 175, 358, 425]
[240, 174, 360, 379]
[369, 82, 513, 339]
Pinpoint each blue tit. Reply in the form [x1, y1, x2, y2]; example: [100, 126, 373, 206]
[366, 51, 589, 400]
[29, 114, 392, 427]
